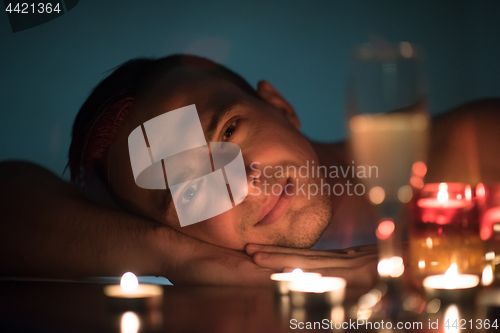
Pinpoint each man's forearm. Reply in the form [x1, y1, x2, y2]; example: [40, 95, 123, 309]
[0, 161, 168, 278]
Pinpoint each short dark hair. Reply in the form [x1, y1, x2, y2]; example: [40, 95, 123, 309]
[68, 54, 259, 185]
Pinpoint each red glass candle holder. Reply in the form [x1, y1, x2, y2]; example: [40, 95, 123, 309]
[409, 183, 484, 285]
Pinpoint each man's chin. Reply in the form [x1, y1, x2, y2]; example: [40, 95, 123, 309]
[275, 195, 333, 248]
[270, 228, 325, 249]
[215, 193, 332, 250]
[266, 211, 332, 248]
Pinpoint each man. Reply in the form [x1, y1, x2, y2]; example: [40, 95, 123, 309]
[0, 55, 498, 287]
[73, 55, 335, 250]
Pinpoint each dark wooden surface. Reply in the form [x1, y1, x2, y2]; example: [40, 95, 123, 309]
[0, 280, 498, 333]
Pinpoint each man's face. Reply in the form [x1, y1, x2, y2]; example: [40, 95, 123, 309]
[106, 68, 332, 250]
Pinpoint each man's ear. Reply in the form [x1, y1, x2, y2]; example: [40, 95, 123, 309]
[257, 80, 301, 131]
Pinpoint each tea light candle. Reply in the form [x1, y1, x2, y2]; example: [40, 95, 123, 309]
[417, 182, 470, 208]
[417, 183, 472, 225]
[271, 268, 322, 295]
[289, 276, 346, 308]
[103, 272, 163, 311]
[423, 263, 479, 302]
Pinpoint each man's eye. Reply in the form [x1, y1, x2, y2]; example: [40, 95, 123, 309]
[222, 121, 237, 141]
[183, 186, 196, 201]
[178, 179, 202, 206]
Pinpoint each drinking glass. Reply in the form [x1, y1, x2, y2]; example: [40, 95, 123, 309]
[346, 42, 429, 280]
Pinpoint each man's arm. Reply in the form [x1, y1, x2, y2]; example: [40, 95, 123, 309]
[0, 161, 272, 285]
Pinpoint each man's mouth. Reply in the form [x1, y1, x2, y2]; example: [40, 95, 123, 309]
[255, 177, 294, 226]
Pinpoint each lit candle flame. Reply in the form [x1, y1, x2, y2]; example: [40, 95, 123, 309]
[120, 272, 139, 294]
[292, 268, 303, 275]
[437, 183, 449, 203]
[444, 263, 458, 289]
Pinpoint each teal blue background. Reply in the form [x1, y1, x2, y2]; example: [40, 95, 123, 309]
[1, 0, 499, 177]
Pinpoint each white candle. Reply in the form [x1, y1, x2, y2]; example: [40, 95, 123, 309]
[104, 272, 164, 298]
[289, 276, 346, 307]
[270, 268, 322, 295]
[104, 272, 163, 311]
[422, 263, 479, 303]
[423, 263, 479, 290]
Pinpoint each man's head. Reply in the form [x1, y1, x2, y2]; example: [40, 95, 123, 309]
[69, 55, 332, 250]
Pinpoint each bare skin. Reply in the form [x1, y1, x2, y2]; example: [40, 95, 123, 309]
[0, 70, 498, 288]
[0, 161, 273, 285]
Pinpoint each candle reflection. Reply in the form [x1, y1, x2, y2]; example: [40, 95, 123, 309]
[278, 295, 291, 322]
[330, 306, 344, 323]
[330, 306, 345, 333]
[443, 305, 459, 333]
[291, 307, 306, 323]
[121, 311, 140, 333]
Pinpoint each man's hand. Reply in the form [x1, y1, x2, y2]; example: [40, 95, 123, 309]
[155, 227, 275, 286]
[245, 244, 379, 288]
